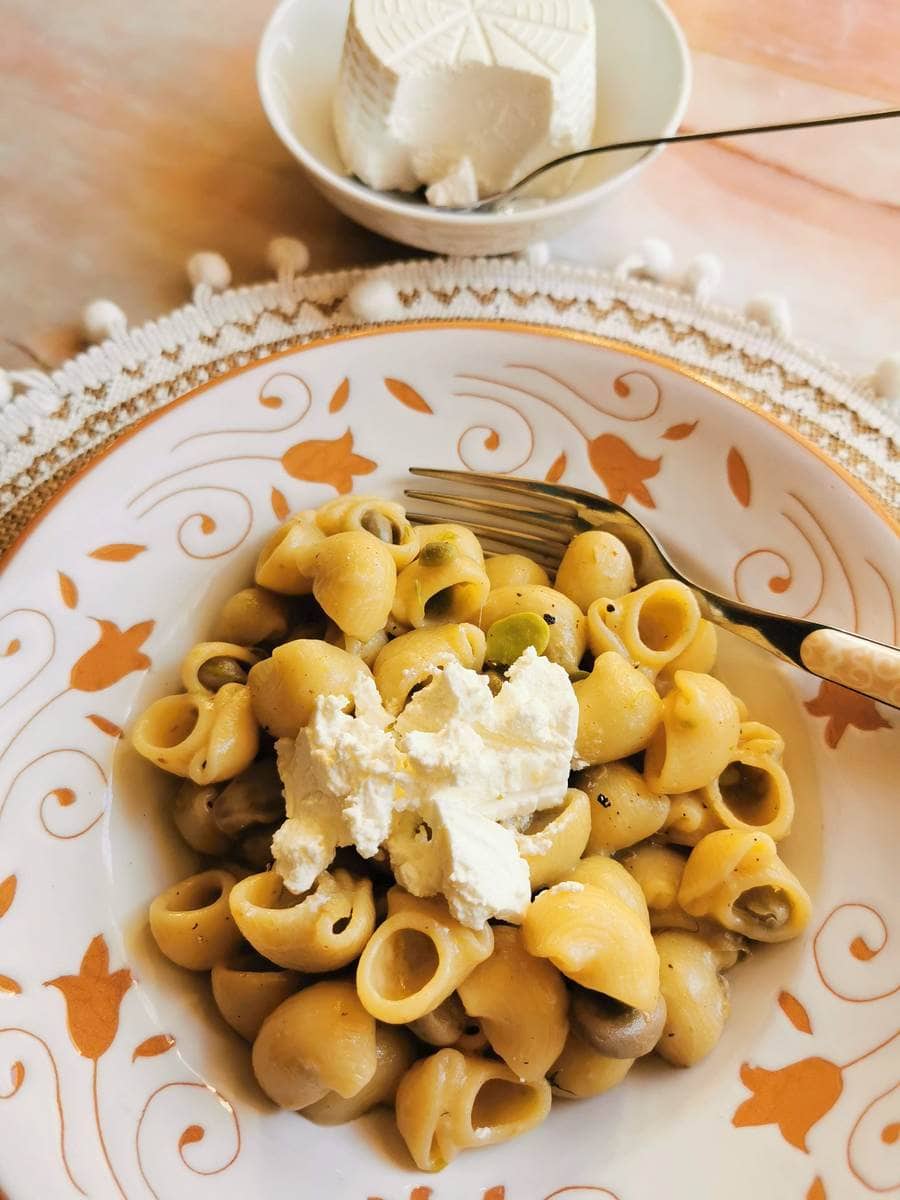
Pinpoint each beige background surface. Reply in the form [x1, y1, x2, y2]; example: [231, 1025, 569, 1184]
[1, 0, 898, 376]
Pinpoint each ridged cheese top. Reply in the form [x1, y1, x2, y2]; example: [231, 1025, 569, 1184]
[355, 0, 595, 74]
[334, 0, 597, 200]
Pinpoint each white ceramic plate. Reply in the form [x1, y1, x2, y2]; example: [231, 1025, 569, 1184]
[0, 323, 897, 1200]
[258, 0, 691, 255]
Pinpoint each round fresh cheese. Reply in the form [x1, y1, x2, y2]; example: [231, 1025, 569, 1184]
[333, 0, 597, 204]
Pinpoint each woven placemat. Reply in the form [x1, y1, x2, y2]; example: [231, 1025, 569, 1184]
[2, 249, 898, 553]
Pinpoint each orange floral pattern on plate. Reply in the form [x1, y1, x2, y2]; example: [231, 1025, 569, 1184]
[803, 681, 891, 748]
[367, 1189, 622, 1200]
[57, 572, 78, 609]
[778, 991, 813, 1035]
[734, 902, 900, 1197]
[733, 1057, 844, 1151]
[281, 429, 376, 494]
[586, 434, 660, 507]
[132, 1033, 176, 1062]
[45, 934, 132, 1060]
[0, 876, 15, 920]
[385, 378, 433, 414]
[69, 619, 154, 692]
[329, 378, 350, 413]
[88, 544, 147, 562]
[727, 447, 752, 507]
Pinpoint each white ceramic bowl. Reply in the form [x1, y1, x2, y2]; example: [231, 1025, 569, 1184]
[257, 0, 692, 255]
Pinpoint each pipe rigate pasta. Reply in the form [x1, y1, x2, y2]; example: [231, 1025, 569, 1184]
[252, 981, 377, 1110]
[189, 682, 259, 785]
[563, 855, 651, 925]
[132, 693, 212, 777]
[678, 829, 811, 942]
[480, 584, 586, 674]
[210, 758, 284, 837]
[149, 869, 242, 970]
[304, 1025, 417, 1124]
[254, 511, 324, 594]
[620, 841, 685, 911]
[230, 868, 375, 972]
[619, 842, 699, 933]
[317, 496, 419, 567]
[248, 638, 373, 738]
[324, 622, 389, 666]
[356, 889, 494, 1024]
[454, 1019, 490, 1055]
[555, 530, 636, 611]
[736, 720, 785, 759]
[172, 781, 232, 855]
[701, 749, 795, 841]
[522, 882, 659, 1011]
[212, 585, 293, 647]
[643, 670, 741, 794]
[457, 926, 569, 1082]
[663, 791, 725, 847]
[393, 530, 490, 628]
[661, 617, 718, 677]
[570, 988, 666, 1060]
[314, 494, 368, 533]
[407, 993, 469, 1047]
[132, 682, 258, 784]
[394, 1048, 552, 1172]
[180, 641, 259, 694]
[415, 523, 485, 564]
[515, 787, 591, 890]
[577, 760, 670, 853]
[588, 580, 701, 674]
[654, 930, 733, 1066]
[550, 1027, 634, 1098]
[485, 552, 550, 590]
[573, 652, 663, 765]
[306, 531, 396, 640]
[211, 950, 301, 1041]
[373, 622, 486, 715]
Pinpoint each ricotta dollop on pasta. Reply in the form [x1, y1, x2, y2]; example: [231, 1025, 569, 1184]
[271, 647, 578, 928]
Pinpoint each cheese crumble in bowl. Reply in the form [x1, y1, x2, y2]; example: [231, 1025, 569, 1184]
[134, 495, 813, 1173]
[257, 0, 691, 254]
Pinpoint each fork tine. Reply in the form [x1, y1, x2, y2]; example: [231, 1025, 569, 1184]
[407, 511, 565, 562]
[481, 542, 560, 568]
[409, 467, 594, 511]
[405, 488, 581, 536]
[407, 509, 569, 549]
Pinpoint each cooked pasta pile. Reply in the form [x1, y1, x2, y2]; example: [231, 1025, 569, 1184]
[133, 495, 811, 1172]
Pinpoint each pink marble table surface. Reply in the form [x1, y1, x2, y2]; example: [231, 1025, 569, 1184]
[1, 0, 898, 378]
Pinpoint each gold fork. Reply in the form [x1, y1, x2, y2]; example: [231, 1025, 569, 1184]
[406, 468, 900, 710]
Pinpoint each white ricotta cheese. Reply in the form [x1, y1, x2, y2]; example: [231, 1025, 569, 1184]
[432, 789, 531, 927]
[272, 647, 578, 927]
[545, 880, 585, 895]
[425, 157, 479, 209]
[333, 0, 597, 205]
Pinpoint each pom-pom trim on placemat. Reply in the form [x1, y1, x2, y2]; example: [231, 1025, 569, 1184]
[1, 244, 897, 553]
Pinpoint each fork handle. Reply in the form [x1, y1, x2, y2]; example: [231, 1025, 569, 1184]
[799, 628, 900, 708]
[694, 587, 900, 709]
[705, 598, 900, 707]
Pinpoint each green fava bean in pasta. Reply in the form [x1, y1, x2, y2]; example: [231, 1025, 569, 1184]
[485, 612, 550, 666]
